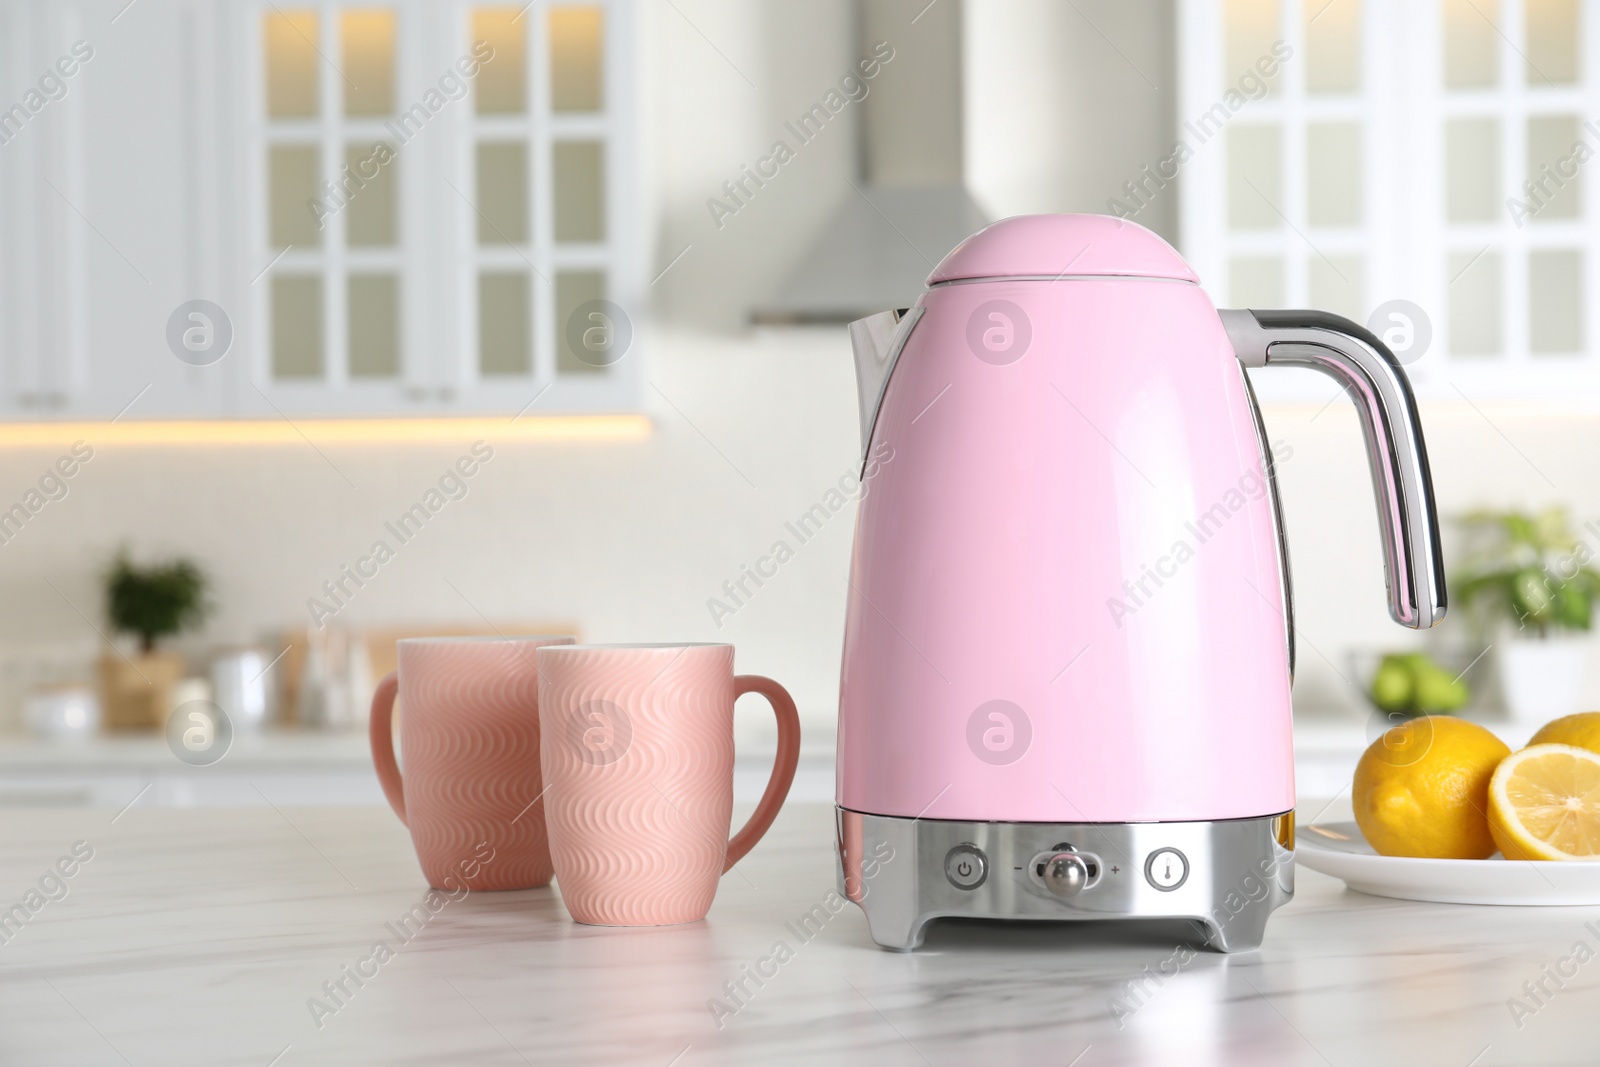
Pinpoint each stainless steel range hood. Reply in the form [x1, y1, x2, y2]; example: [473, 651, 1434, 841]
[753, 0, 988, 324]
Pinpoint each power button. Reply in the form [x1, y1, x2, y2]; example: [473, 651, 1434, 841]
[944, 844, 987, 890]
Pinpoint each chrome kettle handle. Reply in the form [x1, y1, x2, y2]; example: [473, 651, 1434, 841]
[1221, 309, 1447, 630]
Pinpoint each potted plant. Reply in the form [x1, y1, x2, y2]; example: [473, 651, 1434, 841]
[98, 551, 210, 730]
[1454, 508, 1599, 723]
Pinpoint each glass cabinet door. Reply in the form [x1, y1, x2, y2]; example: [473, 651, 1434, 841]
[253, 3, 432, 414]
[244, 0, 637, 417]
[454, 2, 636, 414]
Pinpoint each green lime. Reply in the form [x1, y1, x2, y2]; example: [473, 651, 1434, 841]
[1414, 664, 1469, 713]
[1370, 657, 1414, 713]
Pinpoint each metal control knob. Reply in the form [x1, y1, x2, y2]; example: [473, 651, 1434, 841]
[1041, 852, 1089, 898]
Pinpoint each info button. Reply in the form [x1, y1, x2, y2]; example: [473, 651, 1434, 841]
[944, 844, 988, 890]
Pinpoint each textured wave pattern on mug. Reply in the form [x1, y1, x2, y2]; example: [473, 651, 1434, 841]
[403, 641, 555, 890]
[542, 647, 735, 925]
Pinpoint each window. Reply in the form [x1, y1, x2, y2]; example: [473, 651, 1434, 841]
[250, 1, 638, 414]
[1179, 0, 1600, 399]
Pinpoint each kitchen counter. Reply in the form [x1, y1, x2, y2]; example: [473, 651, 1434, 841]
[2, 800, 1597, 1066]
[0, 734, 837, 807]
[0, 715, 1504, 808]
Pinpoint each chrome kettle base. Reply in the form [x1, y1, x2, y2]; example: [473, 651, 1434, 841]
[836, 808, 1294, 953]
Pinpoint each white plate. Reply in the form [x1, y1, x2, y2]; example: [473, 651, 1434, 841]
[1297, 821, 1600, 905]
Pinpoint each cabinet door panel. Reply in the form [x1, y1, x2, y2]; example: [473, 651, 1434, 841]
[0, 0, 639, 422]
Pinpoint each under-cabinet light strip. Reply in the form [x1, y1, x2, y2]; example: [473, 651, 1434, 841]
[0, 415, 652, 446]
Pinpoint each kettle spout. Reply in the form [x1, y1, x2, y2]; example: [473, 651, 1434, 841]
[847, 307, 923, 456]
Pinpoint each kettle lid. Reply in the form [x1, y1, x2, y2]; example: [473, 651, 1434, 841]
[927, 213, 1200, 285]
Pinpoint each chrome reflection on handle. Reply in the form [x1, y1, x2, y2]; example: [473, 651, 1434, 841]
[1221, 308, 1447, 630]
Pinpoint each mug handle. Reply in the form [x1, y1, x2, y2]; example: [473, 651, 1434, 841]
[724, 675, 802, 871]
[369, 671, 407, 825]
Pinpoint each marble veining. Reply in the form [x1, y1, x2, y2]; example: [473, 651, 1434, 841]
[1, 801, 1599, 1065]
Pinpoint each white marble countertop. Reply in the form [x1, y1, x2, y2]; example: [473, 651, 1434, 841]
[2, 800, 1598, 1066]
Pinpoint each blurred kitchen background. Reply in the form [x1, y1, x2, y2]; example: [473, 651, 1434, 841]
[2, 0, 1599, 803]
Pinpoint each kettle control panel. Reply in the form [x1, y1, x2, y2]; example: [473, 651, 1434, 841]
[837, 808, 1295, 952]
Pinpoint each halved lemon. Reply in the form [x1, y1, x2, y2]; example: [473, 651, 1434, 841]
[1488, 744, 1600, 861]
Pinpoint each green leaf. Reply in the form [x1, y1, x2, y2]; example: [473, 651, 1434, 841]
[1503, 514, 1538, 545]
[1534, 506, 1576, 551]
[104, 551, 209, 651]
[1452, 509, 1594, 629]
[1511, 567, 1556, 622]
[1554, 581, 1594, 630]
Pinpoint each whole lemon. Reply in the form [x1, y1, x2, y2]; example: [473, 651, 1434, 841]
[1352, 716, 1510, 859]
[1528, 711, 1600, 755]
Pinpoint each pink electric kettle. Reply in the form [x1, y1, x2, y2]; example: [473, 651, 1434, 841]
[835, 214, 1445, 951]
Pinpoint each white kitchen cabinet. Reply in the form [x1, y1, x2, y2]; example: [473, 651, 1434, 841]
[0, 0, 642, 421]
[1180, 0, 1600, 402]
[0, 3, 90, 416]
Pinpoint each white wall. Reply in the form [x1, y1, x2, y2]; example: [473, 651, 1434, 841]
[648, 0, 861, 328]
[0, 326, 865, 744]
[964, 0, 1178, 241]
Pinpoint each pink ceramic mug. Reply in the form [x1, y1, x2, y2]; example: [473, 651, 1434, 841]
[537, 643, 802, 926]
[370, 635, 573, 890]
